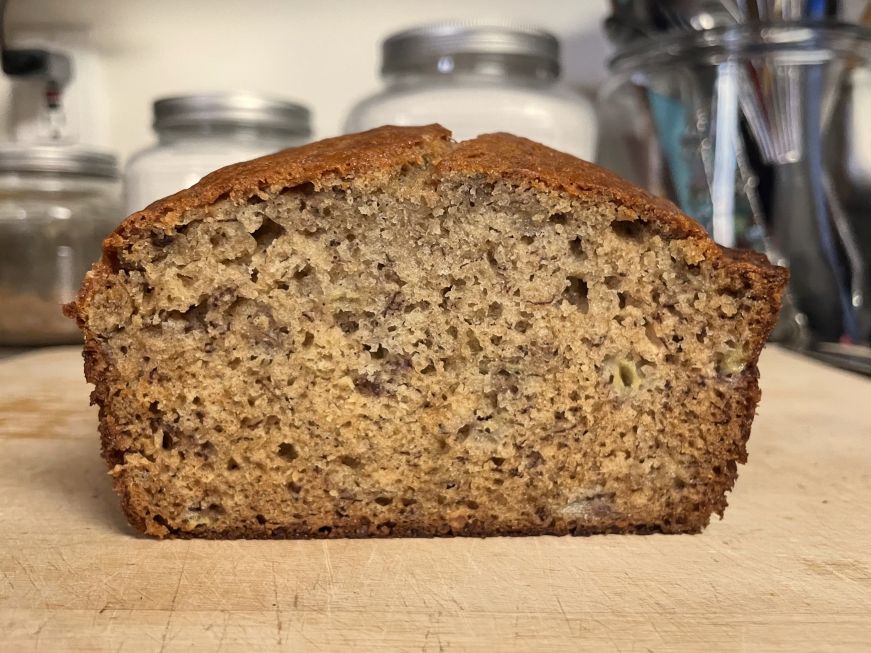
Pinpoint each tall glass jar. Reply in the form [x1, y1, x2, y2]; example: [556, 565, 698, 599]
[0, 146, 120, 345]
[124, 93, 312, 215]
[344, 24, 597, 159]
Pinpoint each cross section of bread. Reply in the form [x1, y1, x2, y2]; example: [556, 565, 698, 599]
[66, 125, 787, 538]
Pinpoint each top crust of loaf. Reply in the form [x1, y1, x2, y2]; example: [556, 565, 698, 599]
[67, 124, 787, 364]
[105, 124, 453, 249]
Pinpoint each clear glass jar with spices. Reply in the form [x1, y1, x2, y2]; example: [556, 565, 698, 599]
[0, 146, 120, 345]
[124, 93, 312, 215]
[344, 23, 597, 159]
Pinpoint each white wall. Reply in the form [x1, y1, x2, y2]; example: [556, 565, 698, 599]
[2, 0, 611, 161]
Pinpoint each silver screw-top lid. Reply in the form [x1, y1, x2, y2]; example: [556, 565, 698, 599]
[153, 93, 312, 135]
[382, 23, 561, 77]
[0, 145, 119, 178]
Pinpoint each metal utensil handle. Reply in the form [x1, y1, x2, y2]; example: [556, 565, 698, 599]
[823, 173, 866, 319]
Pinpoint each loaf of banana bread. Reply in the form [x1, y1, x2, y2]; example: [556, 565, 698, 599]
[65, 125, 787, 538]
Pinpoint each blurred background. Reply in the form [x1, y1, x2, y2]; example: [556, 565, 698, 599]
[0, 0, 608, 152]
[1, 0, 870, 374]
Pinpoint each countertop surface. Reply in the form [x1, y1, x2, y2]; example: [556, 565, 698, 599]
[1, 345, 869, 652]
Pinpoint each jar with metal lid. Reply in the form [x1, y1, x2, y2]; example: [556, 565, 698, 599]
[344, 23, 597, 159]
[0, 146, 120, 345]
[124, 93, 312, 215]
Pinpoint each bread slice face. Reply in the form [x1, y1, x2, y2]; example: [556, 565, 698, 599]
[66, 125, 787, 538]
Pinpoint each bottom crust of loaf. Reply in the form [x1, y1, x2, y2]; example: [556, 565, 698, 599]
[115, 485, 723, 538]
[127, 523, 707, 539]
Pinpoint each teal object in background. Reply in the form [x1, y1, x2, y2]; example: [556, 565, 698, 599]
[646, 89, 714, 235]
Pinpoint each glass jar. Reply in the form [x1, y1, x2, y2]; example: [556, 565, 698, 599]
[0, 146, 121, 345]
[344, 24, 597, 159]
[124, 93, 312, 214]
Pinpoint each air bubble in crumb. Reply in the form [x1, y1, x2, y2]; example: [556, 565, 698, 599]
[569, 236, 584, 257]
[252, 217, 285, 250]
[617, 292, 628, 309]
[563, 277, 589, 313]
[277, 442, 299, 461]
[339, 455, 362, 468]
[612, 219, 644, 241]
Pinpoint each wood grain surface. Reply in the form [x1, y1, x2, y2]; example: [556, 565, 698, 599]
[0, 346, 869, 652]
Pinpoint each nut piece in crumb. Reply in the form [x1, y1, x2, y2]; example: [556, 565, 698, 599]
[716, 347, 748, 376]
[606, 356, 643, 390]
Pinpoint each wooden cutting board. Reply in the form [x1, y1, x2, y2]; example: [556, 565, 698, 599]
[1, 346, 869, 652]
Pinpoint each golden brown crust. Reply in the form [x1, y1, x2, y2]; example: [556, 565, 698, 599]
[65, 125, 452, 322]
[65, 124, 788, 539]
[437, 132, 788, 364]
[439, 132, 707, 234]
[105, 124, 452, 260]
[136, 520, 700, 539]
[69, 125, 786, 328]
[439, 132, 787, 280]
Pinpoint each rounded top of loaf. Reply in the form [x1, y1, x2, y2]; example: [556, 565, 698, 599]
[68, 124, 787, 326]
